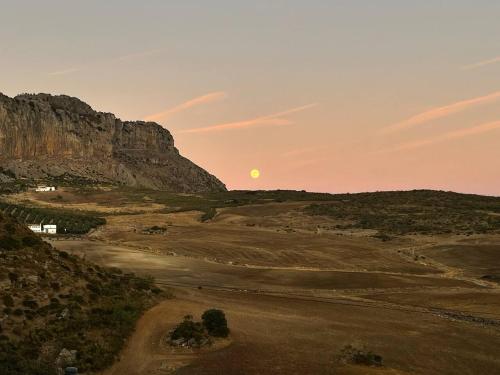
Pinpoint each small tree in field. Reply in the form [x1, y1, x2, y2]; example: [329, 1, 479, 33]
[201, 309, 229, 337]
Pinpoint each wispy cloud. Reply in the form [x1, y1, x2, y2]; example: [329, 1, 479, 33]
[180, 103, 318, 134]
[381, 91, 500, 134]
[462, 56, 500, 70]
[113, 48, 164, 63]
[283, 156, 330, 172]
[144, 91, 227, 122]
[48, 67, 82, 76]
[281, 146, 328, 158]
[380, 120, 500, 153]
[48, 48, 164, 76]
[281, 147, 317, 158]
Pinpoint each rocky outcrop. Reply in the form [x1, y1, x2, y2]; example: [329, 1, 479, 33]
[0, 93, 226, 192]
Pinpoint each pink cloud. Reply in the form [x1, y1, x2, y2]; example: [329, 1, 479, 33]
[381, 91, 500, 134]
[180, 103, 318, 134]
[461, 56, 500, 70]
[144, 91, 226, 122]
[381, 120, 500, 153]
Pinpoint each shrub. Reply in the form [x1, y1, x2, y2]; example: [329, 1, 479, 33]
[58, 251, 69, 259]
[200, 207, 217, 222]
[171, 315, 206, 343]
[2, 296, 14, 307]
[22, 236, 41, 247]
[337, 345, 383, 367]
[131, 276, 154, 291]
[372, 233, 392, 242]
[201, 309, 229, 337]
[22, 300, 38, 310]
[0, 236, 21, 251]
[4, 223, 16, 233]
[13, 309, 23, 316]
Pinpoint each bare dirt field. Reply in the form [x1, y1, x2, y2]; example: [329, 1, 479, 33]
[26, 189, 500, 374]
[96, 287, 500, 375]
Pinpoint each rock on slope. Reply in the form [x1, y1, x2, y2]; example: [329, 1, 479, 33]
[0, 93, 226, 192]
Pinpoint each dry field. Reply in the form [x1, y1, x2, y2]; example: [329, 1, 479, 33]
[16, 188, 500, 374]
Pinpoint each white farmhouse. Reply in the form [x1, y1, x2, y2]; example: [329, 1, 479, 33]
[28, 224, 43, 233]
[43, 224, 57, 234]
[28, 224, 57, 234]
[35, 186, 56, 192]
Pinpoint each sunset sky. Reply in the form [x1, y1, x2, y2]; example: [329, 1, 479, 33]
[1, 1, 499, 194]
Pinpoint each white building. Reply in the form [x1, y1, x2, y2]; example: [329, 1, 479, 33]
[35, 186, 56, 192]
[28, 224, 57, 234]
[43, 225, 57, 234]
[28, 224, 43, 233]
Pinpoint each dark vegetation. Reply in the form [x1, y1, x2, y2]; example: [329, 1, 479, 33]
[0, 168, 28, 195]
[169, 309, 229, 347]
[336, 345, 383, 367]
[142, 225, 167, 235]
[201, 309, 230, 337]
[305, 190, 500, 235]
[0, 213, 162, 375]
[481, 274, 500, 284]
[170, 315, 208, 346]
[45, 173, 103, 188]
[0, 202, 106, 234]
[110, 188, 334, 221]
[200, 207, 217, 222]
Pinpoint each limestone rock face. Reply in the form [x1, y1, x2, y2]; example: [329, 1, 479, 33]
[0, 93, 226, 192]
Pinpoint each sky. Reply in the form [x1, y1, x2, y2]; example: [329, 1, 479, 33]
[1, 1, 499, 195]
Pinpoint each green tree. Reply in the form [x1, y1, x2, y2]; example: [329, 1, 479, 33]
[201, 309, 229, 337]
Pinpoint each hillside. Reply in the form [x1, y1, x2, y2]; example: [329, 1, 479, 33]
[0, 93, 226, 192]
[0, 212, 162, 375]
[305, 189, 500, 236]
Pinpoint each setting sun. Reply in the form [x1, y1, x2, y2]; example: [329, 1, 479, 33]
[250, 169, 260, 179]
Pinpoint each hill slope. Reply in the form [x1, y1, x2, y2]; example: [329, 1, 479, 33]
[0, 93, 226, 192]
[0, 212, 160, 374]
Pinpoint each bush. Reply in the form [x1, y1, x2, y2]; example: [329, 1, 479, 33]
[2, 296, 14, 308]
[171, 315, 206, 343]
[337, 345, 383, 367]
[13, 309, 23, 316]
[132, 276, 154, 291]
[372, 233, 392, 242]
[0, 236, 21, 251]
[22, 236, 41, 247]
[4, 223, 16, 233]
[200, 207, 217, 222]
[22, 300, 38, 310]
[201, 309, 229, 337]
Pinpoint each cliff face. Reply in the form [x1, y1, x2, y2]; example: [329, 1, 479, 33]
[0, 93, 226, 192]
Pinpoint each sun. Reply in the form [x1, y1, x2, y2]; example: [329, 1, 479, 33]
[250, 169, 260, 179]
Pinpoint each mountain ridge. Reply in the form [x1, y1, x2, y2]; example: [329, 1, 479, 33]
[0, 92, 226, 192]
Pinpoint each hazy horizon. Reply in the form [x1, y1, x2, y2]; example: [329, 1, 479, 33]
[1, 1, 499, 195]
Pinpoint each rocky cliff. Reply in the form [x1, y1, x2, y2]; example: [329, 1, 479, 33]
[0, 93, 226, 192]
